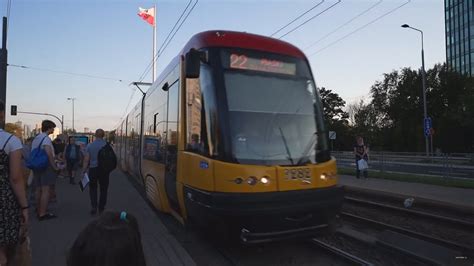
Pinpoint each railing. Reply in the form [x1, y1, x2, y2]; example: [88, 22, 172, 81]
[332, 151, 474, 179]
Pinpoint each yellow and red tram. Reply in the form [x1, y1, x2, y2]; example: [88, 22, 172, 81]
[115, 30, 343, 243]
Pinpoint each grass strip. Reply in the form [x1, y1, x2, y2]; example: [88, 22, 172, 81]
[338, 167, 474, 189]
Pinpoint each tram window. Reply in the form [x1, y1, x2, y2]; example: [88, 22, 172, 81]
[157, 104, 168, 163]
[143, 85, 168, 162]
[185, 76, 209, 155]
[167, 82, 179, 173]
[167, 82, 179, 145]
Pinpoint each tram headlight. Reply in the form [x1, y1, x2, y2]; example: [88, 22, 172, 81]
[320, 172, 337, 180]
[234, 177, 243, 184]
[260, 176, 269, 184]
[247, 176, 258, 185]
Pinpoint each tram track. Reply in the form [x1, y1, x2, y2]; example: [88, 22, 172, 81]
[312, 225, 429, 266]
[341, 212, 473, 255]
[344, 196, 474, 229]
[343, 187, 474, 223]
[311, 238, 374, 266]
[342, 189, 474, 253]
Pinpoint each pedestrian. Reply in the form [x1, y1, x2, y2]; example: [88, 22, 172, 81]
[65, 137, 82, 185]
[353, 136, 369, 179]
[50, 137, 65, 203]
[67, 211, 146, 266]
[32, 120, 59, 220]
[23, 137, 36, 206]
[82, 129, 115, 215]
[0, 100, 29, 265]
[21, 137, 33, 186]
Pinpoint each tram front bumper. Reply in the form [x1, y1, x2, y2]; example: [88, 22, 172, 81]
[184, 185, 344, 241]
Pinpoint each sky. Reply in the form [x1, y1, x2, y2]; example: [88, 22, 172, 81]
[3, 0, 445, 132]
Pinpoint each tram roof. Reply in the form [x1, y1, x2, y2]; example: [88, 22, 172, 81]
[181, 30, 306, 59]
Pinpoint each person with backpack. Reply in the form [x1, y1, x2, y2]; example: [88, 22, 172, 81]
[65, 137, 83, 185]
[82, 129, 117, 215]
[30, 120, 59, 220]
[0, 101, 29, 265]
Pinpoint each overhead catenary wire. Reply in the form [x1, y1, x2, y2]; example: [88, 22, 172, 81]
[277, 0, 342, 40]
[114, 87, 137, 129]
[6, 0, 12, 30]
[138, 0, 198, 83]
[113, 1, 199, 130]
[8, 63, 129, 83]
[138, 0, 193, 82]
[270, 0, 325, 37]
[304, 0, 383, 51]
[309, 0, 411, 56]
[157, 0, 198, 59]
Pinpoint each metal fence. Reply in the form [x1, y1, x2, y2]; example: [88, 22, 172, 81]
[332, 151, 474, 179]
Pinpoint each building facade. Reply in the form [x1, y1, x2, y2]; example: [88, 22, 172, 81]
[445, 0, 474, 76]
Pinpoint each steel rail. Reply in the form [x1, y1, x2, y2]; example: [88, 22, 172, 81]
[341, 212, 474, 254]
[311, 238, 374, 266]
[344, 196, 474, 229]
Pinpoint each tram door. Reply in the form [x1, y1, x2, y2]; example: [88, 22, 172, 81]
[164, 81, 180, 212]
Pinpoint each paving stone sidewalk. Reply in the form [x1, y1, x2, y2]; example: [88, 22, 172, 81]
[29, 170, 196, 266]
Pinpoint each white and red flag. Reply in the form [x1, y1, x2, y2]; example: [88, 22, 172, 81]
[138, 7, 155, 26]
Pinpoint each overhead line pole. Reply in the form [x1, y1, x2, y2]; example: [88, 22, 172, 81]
[1, 17, 8, 129]
[402, 24, 429, 157]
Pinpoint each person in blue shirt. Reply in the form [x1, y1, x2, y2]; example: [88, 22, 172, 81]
[65, 137, 83, 185]
[82, 129, 108, 215]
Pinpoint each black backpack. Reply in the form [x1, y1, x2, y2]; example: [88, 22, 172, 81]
[98, 143, 117, 174]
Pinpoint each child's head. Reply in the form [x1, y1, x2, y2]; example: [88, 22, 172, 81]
[67, 211, 146, 266]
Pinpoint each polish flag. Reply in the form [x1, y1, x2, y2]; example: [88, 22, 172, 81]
[138, 7, 155, 26]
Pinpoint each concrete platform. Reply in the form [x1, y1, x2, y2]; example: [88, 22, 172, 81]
[339, 175, 474, 210]
[29, 170, 195, 266]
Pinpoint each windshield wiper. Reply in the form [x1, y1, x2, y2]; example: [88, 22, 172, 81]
[296, 132, 318, 166]
[278, 127, 295, 165]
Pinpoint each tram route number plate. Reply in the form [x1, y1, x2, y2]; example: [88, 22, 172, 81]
[329, 131, 336, 140]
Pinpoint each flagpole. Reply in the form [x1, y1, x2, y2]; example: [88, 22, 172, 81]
[152, 4, 156, 83]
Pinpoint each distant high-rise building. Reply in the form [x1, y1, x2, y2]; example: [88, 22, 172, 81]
[24, 124, 32, 139]
[445, 0, 474, 76]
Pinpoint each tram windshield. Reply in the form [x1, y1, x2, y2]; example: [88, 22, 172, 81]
[221, 50, 329, 165]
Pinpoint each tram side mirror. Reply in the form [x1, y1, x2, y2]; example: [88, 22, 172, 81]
[185, 49, 205, 78]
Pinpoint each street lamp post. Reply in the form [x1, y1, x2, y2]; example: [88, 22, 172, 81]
[401, 24, 429, 157]
[67, 97, 76, 133]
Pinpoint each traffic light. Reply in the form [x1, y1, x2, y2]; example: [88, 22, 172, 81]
[11, 105, 17, 116]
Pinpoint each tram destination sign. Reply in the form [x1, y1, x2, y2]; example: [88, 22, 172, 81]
[229, 53, 296, 75]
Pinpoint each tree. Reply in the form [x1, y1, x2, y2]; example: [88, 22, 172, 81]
[318, 87, 351, 150]
[361, 63, 474, 152]
[426, 64, 474, 152]
[318, 87, 349, 126]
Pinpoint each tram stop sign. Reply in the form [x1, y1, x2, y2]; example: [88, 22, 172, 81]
[424, 117, 432, 137]
[329, 131, 336, 140]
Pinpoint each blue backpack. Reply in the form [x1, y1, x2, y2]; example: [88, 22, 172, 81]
[26, 136, 49, 170]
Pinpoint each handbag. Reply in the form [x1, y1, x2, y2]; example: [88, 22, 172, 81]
[357, 159, 368, 170]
